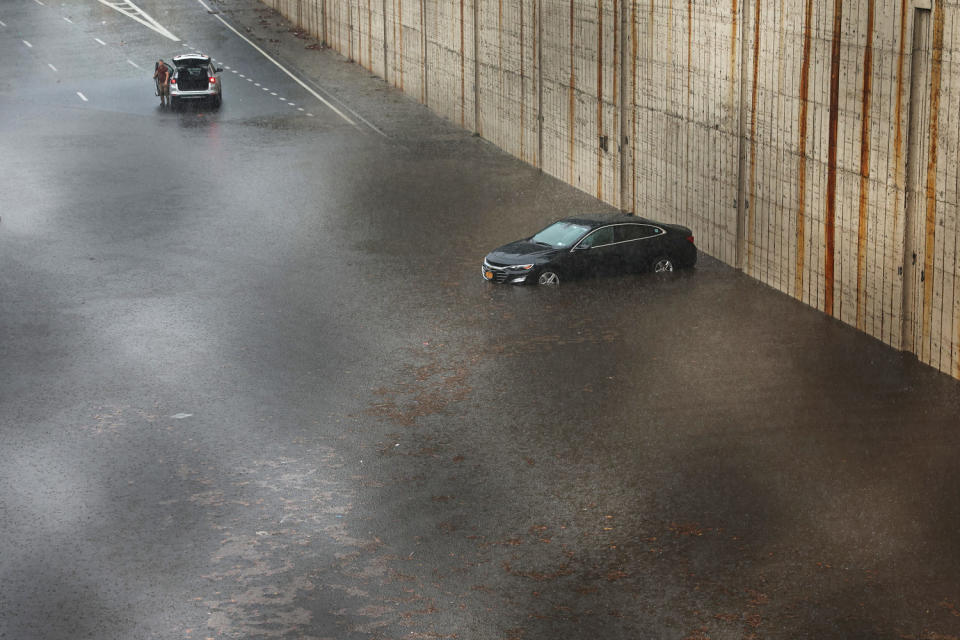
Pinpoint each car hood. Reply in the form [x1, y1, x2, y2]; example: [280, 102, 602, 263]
[486, 240, 560, 264]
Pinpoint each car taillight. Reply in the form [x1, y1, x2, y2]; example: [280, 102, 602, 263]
[209, 77, 216, 84]
[686, 235, 695, 244]
[170, 77, 176, 84]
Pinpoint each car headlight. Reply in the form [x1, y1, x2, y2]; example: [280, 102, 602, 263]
[509, 264, 534, 271]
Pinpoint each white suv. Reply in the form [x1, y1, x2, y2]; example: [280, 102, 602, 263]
[170, 54, 222, 108]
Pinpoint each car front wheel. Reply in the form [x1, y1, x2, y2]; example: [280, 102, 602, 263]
[651, 256, 675, 273]
[538, 270, 561, 286]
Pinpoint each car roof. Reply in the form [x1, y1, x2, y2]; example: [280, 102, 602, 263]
[559, 213, 655, 228]
[172, 54, 211, 63]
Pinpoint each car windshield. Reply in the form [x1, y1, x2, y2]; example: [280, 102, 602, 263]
[530, 221, 590, 248]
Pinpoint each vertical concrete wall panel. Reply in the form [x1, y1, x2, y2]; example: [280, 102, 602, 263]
[426, 0, 476, 129]
[265, 0, 960, 380]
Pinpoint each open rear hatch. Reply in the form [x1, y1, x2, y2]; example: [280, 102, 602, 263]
[176, 63, 209, 91]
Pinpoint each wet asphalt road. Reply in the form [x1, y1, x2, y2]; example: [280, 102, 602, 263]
[2, 1, 960, 639]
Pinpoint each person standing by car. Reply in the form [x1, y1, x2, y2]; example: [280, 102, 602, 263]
[153, 59, 170, 108]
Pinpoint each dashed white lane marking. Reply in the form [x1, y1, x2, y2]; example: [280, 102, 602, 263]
[170, 412, 193, 419]
[47, 63, 57, 72]
[0, 20, 6, 27]
[195, 0, 358, 128]
[127, 59, 141, 69]
[94, 37, 106, 45]
[62, 16, 73, 24]
[246, 78, 252, 82]
[270, 92, 276, 96]
[230, 70, 237, 74]
[254, 82, 260, 86]
[95, 0, 179, 41]
[223, 65, 230, 70]
[261, 87, 268, 91]
[297, 107, 304, 111]
[306, 113, 314, 117]
[32, 0, 45, 5]
[22, 40, 33, 48]
[76, 92, 88, 102]
[287, 102, 294, 106]
[238, 73, 245, 78]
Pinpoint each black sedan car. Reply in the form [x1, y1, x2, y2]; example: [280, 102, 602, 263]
[482, 214, 697, 285]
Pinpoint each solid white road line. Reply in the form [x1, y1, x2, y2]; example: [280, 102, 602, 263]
[48, 63, 57, 72]
[194, 0, 358, 128]
[77, 92, 88, 102]
[23, 40, 33, 48]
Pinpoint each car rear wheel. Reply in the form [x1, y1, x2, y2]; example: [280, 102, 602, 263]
[538, 270, 561, 286]
[170, 97, 180, 110]
[212, 94, 221, 108]
[651, 256, 675, 273]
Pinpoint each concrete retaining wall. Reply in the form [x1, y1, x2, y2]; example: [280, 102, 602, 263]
[265, 0, 960, 380]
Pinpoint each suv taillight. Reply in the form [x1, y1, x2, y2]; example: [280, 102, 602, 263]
[209, 77, 216, 84]
[170, 77, 176, 84]
[686, 235, 695, 244]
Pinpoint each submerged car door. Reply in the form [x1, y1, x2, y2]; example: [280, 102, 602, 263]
[570, 226, 619, 276]
[615, 223, 665, 270]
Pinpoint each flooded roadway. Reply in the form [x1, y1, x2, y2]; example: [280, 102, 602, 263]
[1, 0, 959, 638]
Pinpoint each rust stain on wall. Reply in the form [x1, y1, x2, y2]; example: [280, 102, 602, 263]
[597, 0, 604, 200]
[892, 0, 907, 236]
[520, 0, 526, 158]
[687, 0, 692, 98]
[886, 0, 908, 343]
[460, 0, 466, 126]
[534, 0, 539, 165]
[420, 0, 426, 104]
[795, 0, 813, 299]
[855, 0, 875, 330]
[746, 0, 761, 273]
[612, 0, 618, 197]
[728, 0, 738, 114]
[398, 0, 405, 91]
[499, 0, 504, 124]
[922, 1, 945, 359]
[824, 0, 842, 317]
[569, 0, 576, 185]
[631, 0, 638, 212]
[367, 0, 373, 69]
